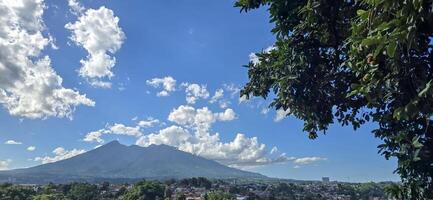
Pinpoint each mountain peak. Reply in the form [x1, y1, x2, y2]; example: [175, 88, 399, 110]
[106, 140, 121, 145]
[4, 140, 266, 183]
[99, 140, 123, 148]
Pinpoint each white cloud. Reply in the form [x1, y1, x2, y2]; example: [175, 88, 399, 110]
[146, 76, 176, 96]
[182, 83, 210, 104]
[67, 0, 84, 15]
[109, 123, 143, 137]
[65, 6, 125, 88]
[209, 89, 230, 109]
[137, 105, 287, 167]
[27, 146, 36, 151]
[89, 80, 112, 89]
[274, 109, 290, 122]
[84, 104, 312, 168]
[0, 0, 95, 119]
[84, 129, 106, 143]
[210, 89, 224, 103]
[168, 105, 236, 134]
[218, 100, 230, 109]
[0, 159, 11, 170]
[136, 125, 192, 147]
[4, 140, 22, 145]
[137, 117, 160, 128]
[34, 147, 85, 164]
[136, 127, 289, 167]
[216, 108, 236, 121]
[83, 123, 143, 144]
[293, 157, 327, 165]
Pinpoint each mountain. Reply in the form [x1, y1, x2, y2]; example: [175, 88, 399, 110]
[0, 141, 265, 183]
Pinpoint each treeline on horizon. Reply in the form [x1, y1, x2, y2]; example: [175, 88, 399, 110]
[0, 177, 394, 200]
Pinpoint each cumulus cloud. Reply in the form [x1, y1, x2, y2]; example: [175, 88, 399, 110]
[65, 6, 125, 88]
[27, 146, 36, 151]
[83, 103, 323, 168]
[136, 125, 192, 147]
[216, 108, 237, 121]
[137, 117, 160, 128]
[34, 147, 85, 164]
[0, 159, 11, 170]
[182, 83, 210, 104]
[84, 129, 106, 143]
[4, 140, 22, 145]
[136, 105, 288, 167]
[136, 126, 289, 167]
[274, 109, 290, 122]
[109, 123, 143, 137]
[0, 0, 95, 119]
[168, 105, 236, 134]
[293, 157, 327, 165]
[146, 76, 177, 96]
[84, 123, 143, 144]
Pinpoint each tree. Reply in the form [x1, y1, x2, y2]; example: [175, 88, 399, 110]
[0, 183, 35, 200]
[121, 180, 165, 200]
[66, 183, 99, 200]
[235, 0, 433, 199]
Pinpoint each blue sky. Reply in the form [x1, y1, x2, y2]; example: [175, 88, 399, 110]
[0, 0, 399, 182]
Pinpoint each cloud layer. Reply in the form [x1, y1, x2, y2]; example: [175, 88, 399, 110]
[84, 104, 292, 167]
[0, 0, 94, 119]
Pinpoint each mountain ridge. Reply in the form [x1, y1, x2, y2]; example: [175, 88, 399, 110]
[0, 141, 266, 183]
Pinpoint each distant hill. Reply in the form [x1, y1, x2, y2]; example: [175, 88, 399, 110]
[0, 141, 265, 183]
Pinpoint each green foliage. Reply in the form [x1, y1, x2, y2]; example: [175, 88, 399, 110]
[121, 180, 165, 200]
[179, 177, 212, 189]
[236, 0, 433, 198]
[205, 191, 235, 200]
[66, 183, 99, 200]
[0, 183, 35, 200]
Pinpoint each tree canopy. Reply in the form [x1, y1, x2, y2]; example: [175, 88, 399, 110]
[235, 0, 433, 198]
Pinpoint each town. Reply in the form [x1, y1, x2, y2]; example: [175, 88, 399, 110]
[0, 177, 393, 200]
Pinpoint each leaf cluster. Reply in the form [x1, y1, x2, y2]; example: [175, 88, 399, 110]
[236, 0, 433, 198]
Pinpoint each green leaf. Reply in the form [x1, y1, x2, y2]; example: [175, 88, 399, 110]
[412, 137, 423, 149]
[387, 42, 397, 57]
[356, 9, 368, 19]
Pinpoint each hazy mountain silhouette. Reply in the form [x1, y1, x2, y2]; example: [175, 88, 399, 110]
[0, 141, 265, 183]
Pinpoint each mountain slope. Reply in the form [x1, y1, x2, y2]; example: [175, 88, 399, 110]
[0, 141, 265, 183]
